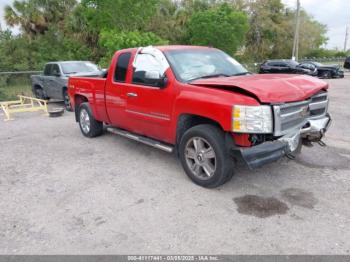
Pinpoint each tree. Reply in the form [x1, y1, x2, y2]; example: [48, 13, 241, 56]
[67, 0, 160, 60]
[244, 0, 328, 61]
[4, 0, 77, 37]
[244, 0, 287, 61]
[99, 30, 168, 67]
[186, 3, 249, 55]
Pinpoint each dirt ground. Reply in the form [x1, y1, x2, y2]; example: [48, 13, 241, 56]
[0, 74, 350, 254]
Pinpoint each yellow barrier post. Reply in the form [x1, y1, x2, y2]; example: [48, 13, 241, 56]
[0, 95, 49, 121]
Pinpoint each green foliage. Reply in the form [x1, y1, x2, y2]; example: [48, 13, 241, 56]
[0, 28, 92, 71]
[186, 3, 249, 55]
[0, 0, 332, 72]
[4, 0, 77, 36]
[99, 30, 168, 67]
[305, 48, 349, 59]
[244, 0, 328, 61]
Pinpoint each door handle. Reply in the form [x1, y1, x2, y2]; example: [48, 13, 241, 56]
[127, 92, 138, 97]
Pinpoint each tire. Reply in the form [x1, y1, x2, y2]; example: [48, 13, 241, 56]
[34, 87, 44, 99]
[179, 124, 234, 188]
[322, 71, 332, 79]
[78, 102, 103, 138]
[63, 89, 72, 112]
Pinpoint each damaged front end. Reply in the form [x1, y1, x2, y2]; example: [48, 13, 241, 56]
[233, 91, 332, 169]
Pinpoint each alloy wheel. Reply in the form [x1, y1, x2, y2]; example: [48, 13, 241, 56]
[184, 137, 216, 180]
[80, 108, 90, 134]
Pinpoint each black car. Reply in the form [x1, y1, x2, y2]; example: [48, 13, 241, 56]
[344, 57, 350, 70]
[299, 61, 344, 78]
[259, 59, 318, 76]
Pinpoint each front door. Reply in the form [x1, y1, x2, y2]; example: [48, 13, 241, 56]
[123, 48, 175, 142]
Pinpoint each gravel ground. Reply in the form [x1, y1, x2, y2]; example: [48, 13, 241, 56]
[0, 75, 350, 254]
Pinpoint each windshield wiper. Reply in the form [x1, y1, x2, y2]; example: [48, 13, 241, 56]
[188, 73, 231, 82]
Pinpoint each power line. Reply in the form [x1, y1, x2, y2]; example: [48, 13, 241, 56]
[292, 0, 301, 61]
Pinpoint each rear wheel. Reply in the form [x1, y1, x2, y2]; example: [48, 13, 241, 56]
[78, 103, 103, 138]
[34, 87, 45, 99]
[321, 71, 332, 79]
[179, 124, 234, 188]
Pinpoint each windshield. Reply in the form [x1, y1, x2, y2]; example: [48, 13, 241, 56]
[61, 62, 100, 74]
[313, 62, 323, 67]
[164, 49, 249, 82]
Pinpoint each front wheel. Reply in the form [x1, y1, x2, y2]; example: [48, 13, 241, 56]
[78, 103, 103, 138]
[63, 89, 72, 111]
[179, 124, 234, 188]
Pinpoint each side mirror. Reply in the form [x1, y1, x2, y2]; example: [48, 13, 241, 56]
[144, 70, 167, 88]
[101, 69, 108, 78]
[53, 72, 61, 77]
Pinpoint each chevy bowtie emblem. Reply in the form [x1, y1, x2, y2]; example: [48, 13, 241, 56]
[300, 106, 310, 117]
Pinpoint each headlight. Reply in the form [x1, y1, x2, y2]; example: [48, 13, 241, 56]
[232, 105, 273, 133]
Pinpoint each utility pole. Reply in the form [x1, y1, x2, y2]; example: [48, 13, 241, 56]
[344, 26, 349, 52]
[292, 0, 301, 61]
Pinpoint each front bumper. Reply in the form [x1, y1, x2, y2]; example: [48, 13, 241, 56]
[233, 114, 332, 169]
[337, 70, 344, 78]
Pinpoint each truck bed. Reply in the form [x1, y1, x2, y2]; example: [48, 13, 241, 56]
[69, 76, 109, 122]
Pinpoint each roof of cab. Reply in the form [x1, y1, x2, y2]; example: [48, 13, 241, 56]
[115, 45, 215, 54]
[156, 45, 215, 51]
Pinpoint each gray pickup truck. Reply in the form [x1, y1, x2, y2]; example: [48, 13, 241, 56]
[31, 61, 101, 110]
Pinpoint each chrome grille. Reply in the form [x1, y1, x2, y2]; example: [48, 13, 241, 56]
[309, 91, 328, 118]
[273, 91, 329, 136]
[273, 100, 310, 136]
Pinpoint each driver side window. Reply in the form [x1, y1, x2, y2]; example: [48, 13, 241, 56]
[132, 53, 164, 87]
[50, 64, 60, 76]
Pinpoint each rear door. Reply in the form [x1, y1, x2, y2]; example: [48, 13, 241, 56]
[42, 64, 52, 96]
[45, 63, 62, 99]
[123, 48, 175, 142]
[105, 51, 132, 128]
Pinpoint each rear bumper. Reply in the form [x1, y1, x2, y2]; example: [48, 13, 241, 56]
[232, 114, 332, 169]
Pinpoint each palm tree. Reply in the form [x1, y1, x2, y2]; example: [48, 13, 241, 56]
[4, 0, 76, 37]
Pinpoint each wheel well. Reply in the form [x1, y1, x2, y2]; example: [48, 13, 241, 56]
[176, 114, 222, 146]
[175, 114, 235, 157]
[33, 84, 42, 90]
[74, 95, 88, 122]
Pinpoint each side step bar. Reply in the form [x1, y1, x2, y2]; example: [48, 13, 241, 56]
[106, 127, 174, 153]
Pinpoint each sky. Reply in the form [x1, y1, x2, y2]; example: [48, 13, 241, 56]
[0, 0, 349, 50]
[282, 0, 350, 50]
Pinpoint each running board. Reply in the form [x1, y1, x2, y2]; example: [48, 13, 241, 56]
[106, 127, 174, 153]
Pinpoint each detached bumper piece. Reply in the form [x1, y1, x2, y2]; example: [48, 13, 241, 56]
[234, 114, 332, 169]
[236, 141, 287, 169]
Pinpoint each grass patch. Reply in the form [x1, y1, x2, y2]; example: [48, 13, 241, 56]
[0, 84, 33, 101]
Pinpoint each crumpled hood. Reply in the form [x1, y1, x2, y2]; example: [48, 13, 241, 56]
[190, 74, 328, 103]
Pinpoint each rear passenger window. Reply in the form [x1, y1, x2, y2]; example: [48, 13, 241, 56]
[268, 62, 278, 66]
[114, 52, 131, 82]
[44, 64, 52, 76]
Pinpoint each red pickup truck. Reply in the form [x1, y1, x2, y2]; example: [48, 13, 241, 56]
[68, 45, 331, 188]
